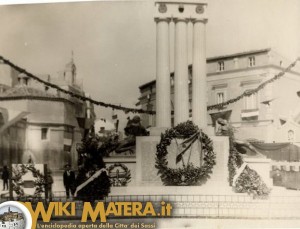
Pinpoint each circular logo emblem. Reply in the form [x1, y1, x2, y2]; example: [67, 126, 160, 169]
[0, 201, 32, 229]
[158, 3, 167, 13]
[196, 5, 205, 14]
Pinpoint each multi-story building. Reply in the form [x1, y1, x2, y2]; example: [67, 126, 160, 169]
[138, 49, 300, 143]
[0, 58, 94, 171]
[0, 207, 24, 229]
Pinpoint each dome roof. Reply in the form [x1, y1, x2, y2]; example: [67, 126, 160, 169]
[0, 85, 57, 98]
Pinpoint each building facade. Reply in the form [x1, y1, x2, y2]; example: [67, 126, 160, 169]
[0, 59, 94, 171]
[138, 49, 300, 143]
[0, 110, 26, 168]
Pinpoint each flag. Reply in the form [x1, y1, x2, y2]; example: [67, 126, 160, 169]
[64, 138, 72, 152]
[115, 120, 119, 132]
[64, 131, 73, 152]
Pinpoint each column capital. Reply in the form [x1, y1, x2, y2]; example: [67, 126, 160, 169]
[173, 17, 189, 23]
[154, 17, 171, 23]
[191, 18, 208, 24]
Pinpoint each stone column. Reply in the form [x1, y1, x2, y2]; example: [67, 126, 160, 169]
[192, 19, 207, 129]
[155, 17, 171, 127]
[174, 18, 189, 125]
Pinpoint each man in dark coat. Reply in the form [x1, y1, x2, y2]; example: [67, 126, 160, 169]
[63, 164, 75, 199]
[2, 166, 9, 191]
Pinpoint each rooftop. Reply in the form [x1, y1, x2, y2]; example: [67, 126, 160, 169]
[207, 48, 271, 62]
[139, 48, 272, 90]
[0, 85, 57, 98]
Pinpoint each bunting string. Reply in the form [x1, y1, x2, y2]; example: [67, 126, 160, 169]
[0, 55, 299, 115]
[0, 55, 155, 115]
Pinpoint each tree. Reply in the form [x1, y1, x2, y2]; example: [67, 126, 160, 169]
[75, 126, 111, 202]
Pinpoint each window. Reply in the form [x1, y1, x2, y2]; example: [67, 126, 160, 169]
[288, 130, 295, 142]
[218, 61, 225, 71]
[212, 84, 227, 106]
[248, 56, 255, 67]
[216, 92, 225, 104]
[241, 92, 259, 120]
[99, 127, 105, 133]
[41, 128, 48, 140]
[244, 90, 258, 110]
[170, 76, 174, 86]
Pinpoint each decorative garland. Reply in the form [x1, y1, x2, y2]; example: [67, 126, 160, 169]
[0, 55, 298, 114]
[107, 163, 131, 186]
[156, 121, 216, 186]
[207, 57, 300, 111]
[12, 164, 46, 198]
[234, 166, 271, 199]
[226, 128, 243, 186]
[222, 122, 271, 198]
[0, 55, 154, 115]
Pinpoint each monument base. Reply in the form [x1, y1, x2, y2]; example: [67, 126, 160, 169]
[149, 127, 169, 136]
[135, 135, 231, 194]
[110, 185, 234, 195]
[243, 156, 273, 187]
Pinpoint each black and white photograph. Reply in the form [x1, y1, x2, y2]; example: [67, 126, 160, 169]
[0, 0, 300, 228]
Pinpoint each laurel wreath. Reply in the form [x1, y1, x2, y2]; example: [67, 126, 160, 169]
[12, 164, 46, 198]
[107, 163, 131, 186]
[155, 121, 216, 186]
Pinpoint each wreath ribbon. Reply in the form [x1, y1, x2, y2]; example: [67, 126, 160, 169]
[74, 168, 108, 196]
[176, 131, 201, 164]
[232, 162, 248, 187]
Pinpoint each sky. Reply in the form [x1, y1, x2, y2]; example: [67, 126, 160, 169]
[0, 206, 22, 215]
[0, 0, 299, 125]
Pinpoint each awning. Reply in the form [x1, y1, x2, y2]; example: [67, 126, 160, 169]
[241, 109, 259, 118]
[251, 142, 300, 161]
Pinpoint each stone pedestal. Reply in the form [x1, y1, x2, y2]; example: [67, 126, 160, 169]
[104, 156, 137, 186]
[134, 135, 232, 195]
[149, 127, 169, 136]
[204, 136, 229, 188]
[243, 156, 273, 187]
[136, 136, 162, 186]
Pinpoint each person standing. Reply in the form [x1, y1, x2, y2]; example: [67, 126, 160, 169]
[47, 170, 54, 201]
[63, 164, 75, 199]
[2, 166, 9, 191]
